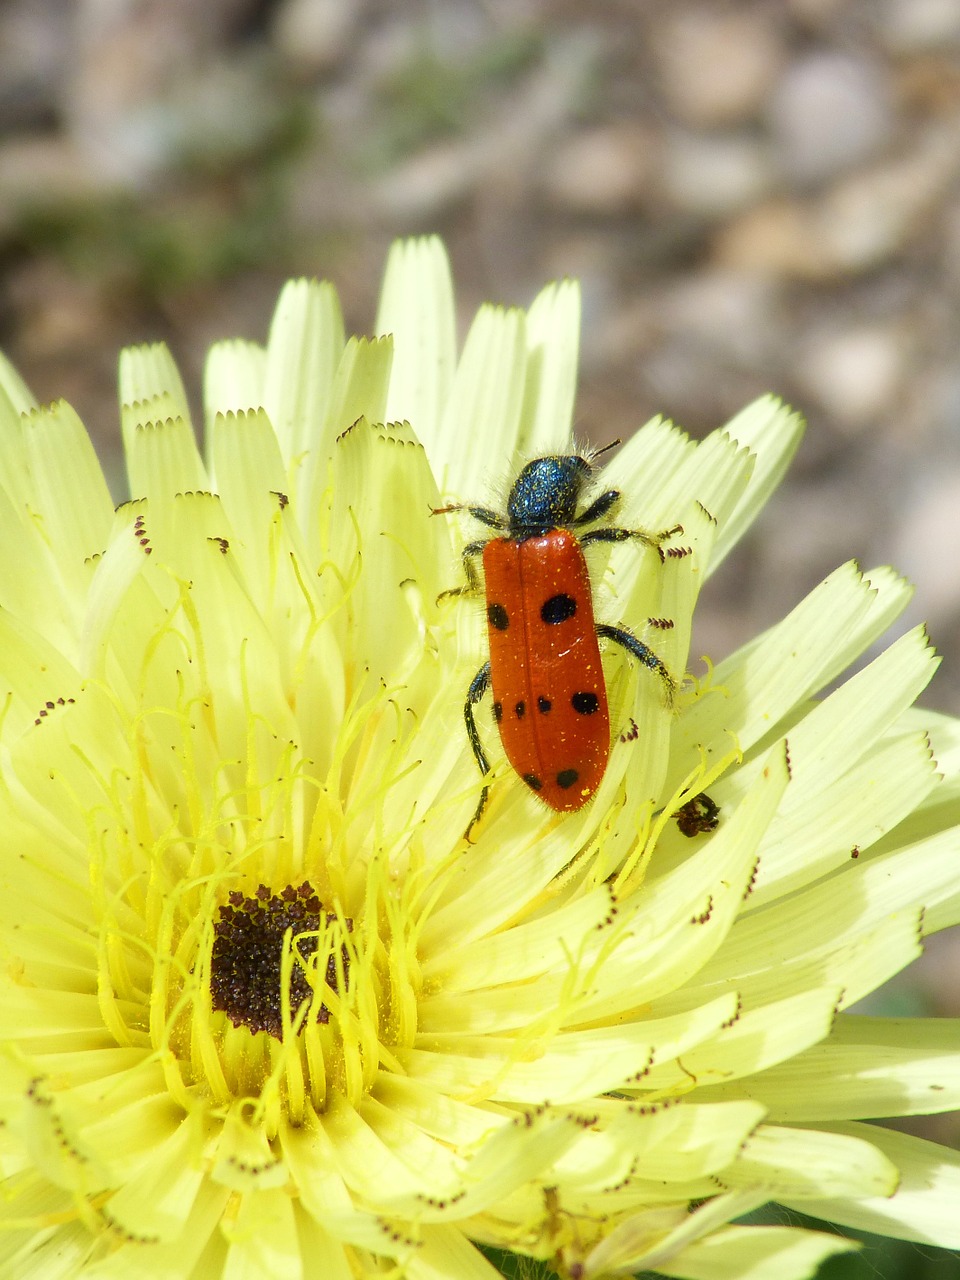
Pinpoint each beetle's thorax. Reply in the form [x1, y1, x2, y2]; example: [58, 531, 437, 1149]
[506, 455, 591, 536]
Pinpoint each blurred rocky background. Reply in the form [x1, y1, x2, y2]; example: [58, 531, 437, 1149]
[2, 1, 960, 1274]
[4, 0, 960, 685]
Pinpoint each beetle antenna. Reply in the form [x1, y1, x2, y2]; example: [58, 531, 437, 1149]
[592, 439, 621, 462]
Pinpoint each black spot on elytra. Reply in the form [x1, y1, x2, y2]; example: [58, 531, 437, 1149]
[488, 603, 508, 630]
[523, 774, 543, 791]
[541, 593, 577, 624]
[515, 701, 526, 719]
[537, 696, 551, 713]
[493, 701, 503, 723]
[572, 691, 600, 715]
[556, 769, 579, 789]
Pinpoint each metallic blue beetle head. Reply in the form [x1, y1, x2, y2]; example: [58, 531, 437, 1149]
[506, 455, 592, 535]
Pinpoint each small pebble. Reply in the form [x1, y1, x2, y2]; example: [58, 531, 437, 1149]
[662, 129, 772, 217]
[272, 0, 362, 76]
[768, 52, 894, 185]
[878, 0, 960, 51]
[797, 324, 909, 430]
[544, 125, 657, 215]
[656, 8, 785, 128]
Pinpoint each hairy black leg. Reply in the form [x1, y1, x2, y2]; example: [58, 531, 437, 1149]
[432, 502, 508, 531]
[573, 488, 621, 527]
[596, 623, 675, 701]
[438, 539, 487, 601]
[581, 523, 683, 562]
[464, 662, 492, 833]
[460, 539, 486, 591]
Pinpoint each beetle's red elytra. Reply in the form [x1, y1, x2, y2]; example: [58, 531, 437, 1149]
[435, 452, 682, 825]
[484, 527, 608, 810]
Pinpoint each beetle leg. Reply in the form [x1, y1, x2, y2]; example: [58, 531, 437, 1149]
[464, 662, 492, 834]
[574, 487, 621, 527]
[581, 523, 683, 562]
[438, 539, 487, 601]
[596, 623, 676, 705]
[460, 539, 487, 591]
[432, 502, 508, 531]
[465, 661, 492, 775]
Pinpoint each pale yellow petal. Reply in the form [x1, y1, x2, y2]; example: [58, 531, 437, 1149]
[639, 987, 842, 1093]
[22, 401, 114, 567]
[711, 1014, 960, 1121]
[435, 305, 527, 498]
[708, 396, 805, 572]
[262, 277, 344, 464]
[0, 347, 39, 414]
[655, 1223, 855, 1280]
[377, 235, 456, 459]
[718, 1122, 898, 1199]
[123, 415, 210, 502]
[665, 563, 913, 804]
[101, 1111, 205, 1242]
[786, 1122, 960, 1249]
[518, 277, 581, 457]
[407, 1226, 503, 1280]
[204, 338, 267, 423]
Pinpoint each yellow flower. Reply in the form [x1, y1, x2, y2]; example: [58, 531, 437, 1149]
[1, 236, 960, 1280]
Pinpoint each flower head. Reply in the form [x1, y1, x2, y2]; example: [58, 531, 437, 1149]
[2, 237, 960, 1279]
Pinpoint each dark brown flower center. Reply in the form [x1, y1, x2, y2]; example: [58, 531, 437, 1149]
[210, 882, 349, 1039]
